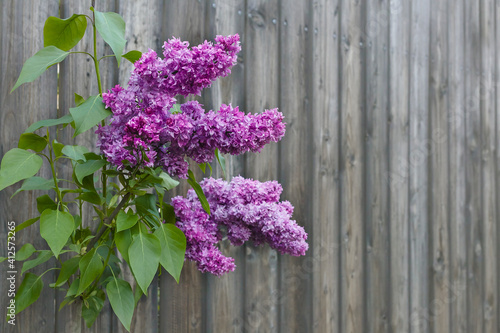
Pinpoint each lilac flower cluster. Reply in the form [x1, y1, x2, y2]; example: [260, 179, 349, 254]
[171, 176, 309, 276]
[97, 34, 286, 178]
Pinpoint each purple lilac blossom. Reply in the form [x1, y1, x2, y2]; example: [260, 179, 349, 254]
[96, 34, 286, 178]
[171, 176, 308, 276]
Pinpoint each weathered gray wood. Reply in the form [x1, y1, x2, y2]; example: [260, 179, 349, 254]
[204, 1, 246, 332]
[496, 2, 500, 330]
[0, 2, 60, 333]
[243, 0, 280, 332]
[388, 0, 411, 331]
[480, 0, 498, 331]
[408, 1, 431, 332]
[311, 0, 341, 332]
[339, 0, 365, 332]
[159, 1, 207, 332]
[464, 0, 483, 331]
[429, 1, 450, 332]
[278, 1, 313, 332]
[447, 0, 468, 331]
[364, 1, 390, 332]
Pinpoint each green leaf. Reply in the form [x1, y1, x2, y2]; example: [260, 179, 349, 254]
[74, 93, 85, 106]
[116, 210, 139, 233]
[215, 148, 226, 179]
[21, 250, 52, 275]
[61, 144, 89, 162]
[44, 14, 87, 51]
[122, 50, 142, 64]
[52, 140, 65, 158]
[135, 194, 160, 225]
[75, 158, 106, 183]
[14, 216, 40, 233]
[106, 277, 134, 331]
[18, 133, 47, 152]
[77, 248, 103, 295]
[65, 278, 80, 297]
[70, 95, 111, 137]
[128, 231, 161, 294]
[153, 223, 186, 283]
[14, 273, 43, 314]
[40, 209, 75, 258]
[187, 170, 210, 214]
[16, 243, 37, 261]
[162, 204, 176, 224]
[82, 289, 105, 328]
[168, 103, 181, 114]
[115, 229, 132, 264]
[55, 256, 80, 287]
[11, 176, 54, 198]
[76, 191, 103, 205]
[24, 114, 73, 133]
[94, 10, 126, 66]
[0, 148, 43, 191]
[0, 257, 6, 263]
[36, 195, 57, 214]
[11, 46, 70, 92]
[158, 171, 179, 190]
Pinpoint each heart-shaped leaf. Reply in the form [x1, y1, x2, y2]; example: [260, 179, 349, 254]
[44, 14, 87, 51]
[153, 223, 186, 282]
[18, 133, 47, 152]
[11, 46, 70, 92]
[40, 209, 75, 258]
[77, 248, 104, 295]
[0, 148, 43, 191]
[128, 231, 160, 294]
[122, 50, 142, 64]
[106, 277, 134, 330]
[11, 176, 55, 199]
[94, 10, 126, 66]
[75, 158, 106, 184]
[69, 95, 111, 137]
[14, 273, 43, 314]
[24, 114, 73, 133]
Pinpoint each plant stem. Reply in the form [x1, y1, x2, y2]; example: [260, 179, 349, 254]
[91, 4, 108, 216]
[47, 139, 63, 204]
[87, 193, 131, 250]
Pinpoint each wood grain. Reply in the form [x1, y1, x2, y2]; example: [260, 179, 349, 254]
[447, 1, 468, 331]
[339, 0, 365, 331]
[0, 2, 59, 333]
[388, 0, 411, 331]
[364, 0, 390, 332]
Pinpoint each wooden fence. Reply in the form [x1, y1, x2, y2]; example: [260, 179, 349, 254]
[1, 0, 499, 332]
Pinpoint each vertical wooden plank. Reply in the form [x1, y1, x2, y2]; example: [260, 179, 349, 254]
[447, 0, 468, 331]
[243, 0, 280, 332]
[204, 1, 246, 332]
[388, 0, 410, 331]
[429, 2, 450, 332]
[496, 1, 500, 330]
[464, 0, 483, 331]
[339, 0, 365, 332]
[279, 1, 313, 332]
[311, 0, 341, 332]
[159, 1, 207, 332]
[408, 1, 431, 332]
[114, 2, 163, 332]
[479, 0, 498, 331]
[0, 2, 59, 332]
[364, 1, 390, 332]
[57, 1, 117, 332]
